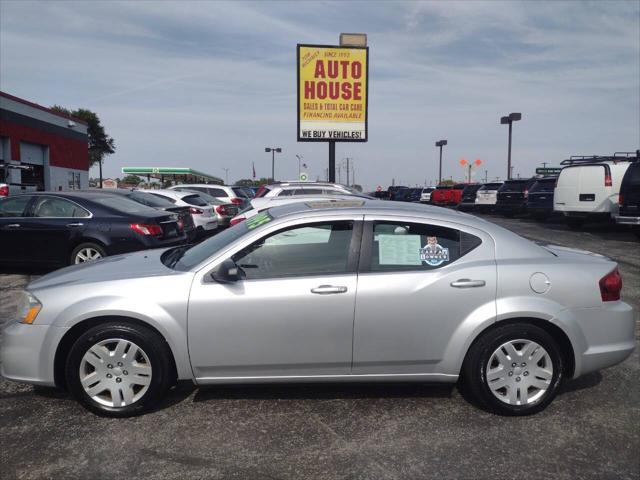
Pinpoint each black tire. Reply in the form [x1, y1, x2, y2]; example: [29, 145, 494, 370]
[65, 322, 174, 417]
[70, 242, 107, 265]
[565, 218, 585, 230]
[461, 323, 564, 416]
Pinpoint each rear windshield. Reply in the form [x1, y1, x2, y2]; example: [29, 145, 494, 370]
[181, 194, 209, 207]
[91, 196, 158, 213]
[479, 183, 502, 190]
[436, 185, 452, 190]
[622, 164, 640, 187]
[232, 187, 250, 198]
[187, 191, 223, 205]
[500, 181, 527, 192]
[530, 179, 556, 192]
[127, 191, 174, 208]
[255, 186, 272, 197]
[463, 185, 482, 194]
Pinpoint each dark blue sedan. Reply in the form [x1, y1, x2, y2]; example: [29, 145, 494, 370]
[0, 191, 188, 268]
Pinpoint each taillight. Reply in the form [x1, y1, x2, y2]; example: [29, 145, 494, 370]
[130, 223, 163, 236]
[618, 194, 624, 206]
[189, 207, 204, 215]
[215, 205, 231, 215]
[177, 219, 184, 231]
[230, 216, 246, 226]
[523, 189, 529, 199]
[599, 268, 622, 302]
[0, 185, 8, 197]
[230, 197, 243, 205]
[604, 172, 612, 187]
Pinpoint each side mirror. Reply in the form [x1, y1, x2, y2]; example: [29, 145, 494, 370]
[211, 259, 242, 284]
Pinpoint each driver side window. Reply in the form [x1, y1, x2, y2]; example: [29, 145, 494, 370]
[232, 221, 354, 280]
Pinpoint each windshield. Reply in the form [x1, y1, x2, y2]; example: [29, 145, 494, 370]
[181, 194, 209, 206]
[91, 195, 159, 213]
[127, 191, 174, 208]
[171, 221, 249, 270]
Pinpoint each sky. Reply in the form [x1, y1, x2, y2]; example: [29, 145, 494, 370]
[1, 0, 639, 189]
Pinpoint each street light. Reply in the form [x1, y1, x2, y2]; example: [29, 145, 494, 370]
[500, 112, 522, 180]
[435, 140, 447, 185]
[265, 147, 282, 181]
[221, 167, 229, 185]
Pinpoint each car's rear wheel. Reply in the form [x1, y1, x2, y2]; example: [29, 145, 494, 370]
[70, 242, 106, 265]
[462, 323, 564, 416]
[65, 322, 173, 417]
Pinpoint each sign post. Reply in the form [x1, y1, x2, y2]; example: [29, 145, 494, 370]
[297, 37, 368, 182]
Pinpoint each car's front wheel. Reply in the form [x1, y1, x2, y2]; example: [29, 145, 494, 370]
[462, 323, 564, 416]
[65, 322, 174, 417]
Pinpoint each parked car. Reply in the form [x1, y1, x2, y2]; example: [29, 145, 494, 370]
[169, 184, 251, 209]
[405, 188, 424, 202]
[254, 182, 357, 198]
[139, 189, 218, 237]
[526, 177, 558, 222]
[555, 153, 636, 229]
[448, 183, 471, 206]
[393, 187, 412, 202]
[613, 159, 640, 236]
[387, 185, 408, 201]
[90, 189, 197, 241]
[2, 199, 634, 418]
[495, 178, 538, 217]
[231, 194, 371, 225]
[420, 187, 435, 203]
[457, 184, 483, 212]
[1, 163, 39, 197]
[475, 182, 503, 212]
[429, 185, 453, 206]
[0, 192, 187, 267]
[169, 189, 238, 228]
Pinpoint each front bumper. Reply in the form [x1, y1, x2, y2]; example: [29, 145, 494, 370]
[1, 321, 67, 387]
[613, 215, 640, 225]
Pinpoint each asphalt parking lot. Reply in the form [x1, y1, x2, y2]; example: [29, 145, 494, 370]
[1, 214, 638, 480]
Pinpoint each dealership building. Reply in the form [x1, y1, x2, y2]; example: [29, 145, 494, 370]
[0, 91, 89, 192]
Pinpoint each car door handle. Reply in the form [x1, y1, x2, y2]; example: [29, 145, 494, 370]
[311, 285, 348, 295]
[66, 222, 84, 227]
[4, 224, 21, 229]
[450, 279, 486, 288]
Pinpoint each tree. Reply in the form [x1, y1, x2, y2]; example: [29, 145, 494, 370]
[234, 177, 273, 187]
[51, 105, 115, 186]
[121, 174, 142, 186]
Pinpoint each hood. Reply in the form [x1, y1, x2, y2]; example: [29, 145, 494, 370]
[28, 248, 180, 291]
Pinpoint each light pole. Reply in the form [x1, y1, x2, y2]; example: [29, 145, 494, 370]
[435, 140, 447, 185]
[221, 167, 229, 185]
[296, 154, 303, 179]
[265, 147, 282, 182]
[500, 112, 522, 180]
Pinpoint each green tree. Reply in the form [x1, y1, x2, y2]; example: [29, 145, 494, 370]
[234, 177, 273, 187]
[50, 106, 115, 168]
[121, 174, 142, 186]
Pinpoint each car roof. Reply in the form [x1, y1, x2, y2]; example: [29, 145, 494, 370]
[13, 191, 128, 201]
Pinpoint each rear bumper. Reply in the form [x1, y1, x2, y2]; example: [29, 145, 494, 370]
[494, 203, 525, 214]
[556, 302, 636, 379]
[613, 215, 640, 225]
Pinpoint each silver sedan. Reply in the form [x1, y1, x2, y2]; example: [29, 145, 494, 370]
[1, 200, 635, 417]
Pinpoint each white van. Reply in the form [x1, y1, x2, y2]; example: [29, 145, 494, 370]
[554, 153, 635, 228]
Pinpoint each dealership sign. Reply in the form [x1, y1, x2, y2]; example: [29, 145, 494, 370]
[297, 44, 369, 142]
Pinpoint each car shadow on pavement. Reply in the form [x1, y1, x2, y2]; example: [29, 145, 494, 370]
[559, 371, 603, 394]
[192, 382, 455, 402]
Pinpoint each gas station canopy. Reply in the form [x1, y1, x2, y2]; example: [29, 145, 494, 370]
[121, 167, 223, 185]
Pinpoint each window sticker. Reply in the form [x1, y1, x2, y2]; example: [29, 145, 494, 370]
[420, 236, 450, 266]
[246, 212, 272, 230]
[378, 234, 422, 265]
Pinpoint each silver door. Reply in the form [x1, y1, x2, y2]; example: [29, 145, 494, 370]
[352, 215, 497, 376]
[188, 218, 361, 381]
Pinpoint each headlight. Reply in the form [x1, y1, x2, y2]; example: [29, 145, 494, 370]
[17, 291, 42, 324]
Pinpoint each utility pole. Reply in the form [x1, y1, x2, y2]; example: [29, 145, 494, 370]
[344, 157, 351, 186]
[484, 170, 488, 183]
[221, 167, 229, 185]
[265, 147, 282, 181]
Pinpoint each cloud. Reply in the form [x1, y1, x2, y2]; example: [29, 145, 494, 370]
[1, 0, 638, 187]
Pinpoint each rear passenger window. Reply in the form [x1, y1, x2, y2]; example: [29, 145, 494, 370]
[368, 221, 481, 272]
[32, 197, 89, 218]
[0, 196, 31, 217]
